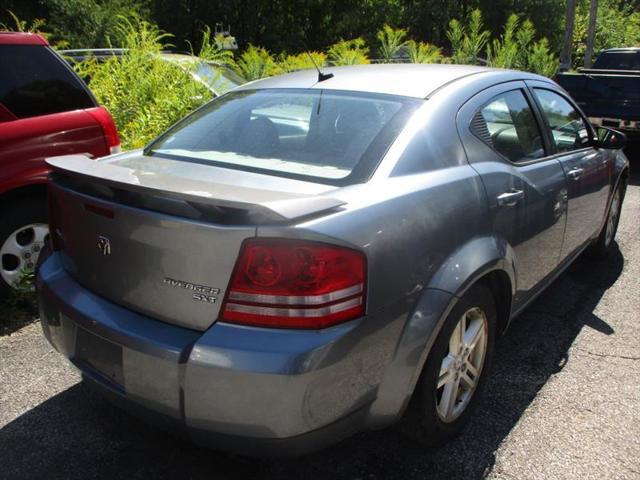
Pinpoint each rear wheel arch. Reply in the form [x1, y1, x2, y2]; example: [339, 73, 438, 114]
[366, 239, 515, 426]
[475, 269, 513, 334]
[398, 265, 514, 417]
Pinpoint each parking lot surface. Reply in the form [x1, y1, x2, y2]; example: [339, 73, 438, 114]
[1, 152, 639, 480]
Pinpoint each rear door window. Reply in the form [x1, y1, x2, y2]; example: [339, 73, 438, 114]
[471, 89, 545, 163]
[0, 45, 95, 118]
[533, 89, 591, 153]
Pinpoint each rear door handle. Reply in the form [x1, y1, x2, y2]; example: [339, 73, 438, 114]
[497, 189, 524, 207]
[567, 168, 584, 180]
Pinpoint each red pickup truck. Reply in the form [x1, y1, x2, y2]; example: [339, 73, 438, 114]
[0, 32, 119, 296]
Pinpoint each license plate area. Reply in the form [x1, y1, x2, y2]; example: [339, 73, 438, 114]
[74, 327, 124, 390]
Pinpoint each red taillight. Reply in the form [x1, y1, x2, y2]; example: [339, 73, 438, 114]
[221, 239, 366, 329]
[87, 106, 121, 154]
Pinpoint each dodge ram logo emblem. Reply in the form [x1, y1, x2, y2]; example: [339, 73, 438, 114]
[97, 236, 111, 256]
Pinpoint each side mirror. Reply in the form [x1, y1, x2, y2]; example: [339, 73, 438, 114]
[593, 126, 626, 150]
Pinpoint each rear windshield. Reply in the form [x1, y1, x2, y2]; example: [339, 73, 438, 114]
[147, 89, 420, 184]
[593, 51, 640, 70]
[0, 45, 95, 118]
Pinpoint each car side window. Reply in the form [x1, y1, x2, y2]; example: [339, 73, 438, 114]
[0, 45, 95, 119]
[471, 89, 544, 163]
[533, 89, 591, 153]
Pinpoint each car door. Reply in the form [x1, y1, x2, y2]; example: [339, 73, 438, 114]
[527, 83, 611, 260]
[457, 82, 567, 306]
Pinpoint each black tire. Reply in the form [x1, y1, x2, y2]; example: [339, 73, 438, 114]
[401, 283, 497, 447]
[589, 181, 626, 259]
[0, 198, 48, 299]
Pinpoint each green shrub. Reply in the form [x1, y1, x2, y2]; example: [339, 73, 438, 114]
[486, 14, 520, 69]
[0, 9, 46, 34]
[234, 45, 278, 80]
[327, 38, 370, 66]
[527, 38, 558, 77]
[194, 25, 236, 67]
[447, 9, 490, 65]
[276, 51, 327, 73]
[76, 16, 213, 150]
[486, 13, 557, 77]
[406, 40, 442, 63]
[376, 25, 407, 63]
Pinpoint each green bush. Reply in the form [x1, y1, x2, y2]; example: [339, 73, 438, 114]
[377, 25, 408, 63]
[327, 38, 370, 66]
[447, 9, 490, 65]
[406, 40, 442, 63]
[486, 13, 557, 76]
[0, 10, 46, 34]
[194, 25, 236, 67]
[486, 14, 521, 69]
[234, 44, 278, 80]
[275, 51, 327, 73]
[76, 16, 213, 150]
[527, 38, 558, 77]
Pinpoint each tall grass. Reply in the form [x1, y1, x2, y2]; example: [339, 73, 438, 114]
[76, 16, 213, 150]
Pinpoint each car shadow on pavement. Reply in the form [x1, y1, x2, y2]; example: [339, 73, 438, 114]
[624, 141, 640, 186]
[0, 247, 624, 480]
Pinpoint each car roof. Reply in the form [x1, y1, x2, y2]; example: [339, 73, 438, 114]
[235, 64, 534, 99]
[0, 31, 48, 46]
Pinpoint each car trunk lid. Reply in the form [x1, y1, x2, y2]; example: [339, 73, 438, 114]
[46, 152, 343, 331]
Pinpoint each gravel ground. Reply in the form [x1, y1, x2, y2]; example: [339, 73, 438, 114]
[1, 151, 639, 480]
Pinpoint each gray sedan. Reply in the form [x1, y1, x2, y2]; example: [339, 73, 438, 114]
[37, 64, 629, 455]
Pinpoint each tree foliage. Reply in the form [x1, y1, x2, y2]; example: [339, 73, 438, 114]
[572, 0, 640, 68]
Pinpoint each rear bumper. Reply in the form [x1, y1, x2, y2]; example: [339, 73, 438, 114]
[37, 252, 403, 455]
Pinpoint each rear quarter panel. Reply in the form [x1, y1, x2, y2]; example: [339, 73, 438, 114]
[257, 80, 506, 422]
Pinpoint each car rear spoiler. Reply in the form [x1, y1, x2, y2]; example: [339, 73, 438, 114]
[45, 154, 346, 223]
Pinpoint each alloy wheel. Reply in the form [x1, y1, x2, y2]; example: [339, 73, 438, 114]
[436, 306, 488, 423]
[0, 223, 49, 289]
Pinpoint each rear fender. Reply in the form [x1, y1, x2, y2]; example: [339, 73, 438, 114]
[366, 235, 515, 427]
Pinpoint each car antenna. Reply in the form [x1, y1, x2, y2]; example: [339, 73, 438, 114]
[306, 51, 333, 82]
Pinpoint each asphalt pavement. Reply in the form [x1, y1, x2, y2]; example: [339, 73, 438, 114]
[1, 149, 639, 480]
